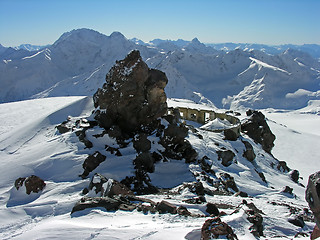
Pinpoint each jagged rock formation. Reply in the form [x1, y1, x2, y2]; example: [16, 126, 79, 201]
[93, 50, 168, 133]
[60, 50, 197, 194]
[241, 110, 276, 154]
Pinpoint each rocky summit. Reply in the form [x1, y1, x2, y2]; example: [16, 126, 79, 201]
[62, 50, 198, 194]
[93, 50, 168, 134]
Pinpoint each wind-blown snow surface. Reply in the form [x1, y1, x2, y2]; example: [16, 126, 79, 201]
[1, 29, 319, 110]
[0, 97, 318, 239]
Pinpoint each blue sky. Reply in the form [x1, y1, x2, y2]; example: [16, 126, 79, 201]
[0, 0, 319, 47]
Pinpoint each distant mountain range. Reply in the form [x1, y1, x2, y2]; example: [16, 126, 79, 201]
[10, 39, 320, 60]
[0, 28, 319, 110]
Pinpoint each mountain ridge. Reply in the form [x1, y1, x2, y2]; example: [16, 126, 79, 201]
[0, 28, 319, 110]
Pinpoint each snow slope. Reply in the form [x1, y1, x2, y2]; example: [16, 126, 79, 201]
[0, 97, 318, 239]
[263, 108, 320, 186]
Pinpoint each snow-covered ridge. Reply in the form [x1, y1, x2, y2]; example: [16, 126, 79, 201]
[22, 48, 51, 60]
[248, 57, 291, 75]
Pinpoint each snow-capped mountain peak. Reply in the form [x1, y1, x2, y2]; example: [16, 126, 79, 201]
[0, 28, 319, 110]
[191, 37, 201, 44]
[109, 31, 126, 39]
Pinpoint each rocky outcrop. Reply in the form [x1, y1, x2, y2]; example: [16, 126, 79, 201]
[71, 196, 124, 213]
[93, 50, 168, 134]
[134, 152, 155, 173]
[15, 175, 46, 195]
[217, 150, 235, 167]
[206, 202, 220, 216]
[238, 200, 264, 237]
[306, 171, 320, 229]
[224, 129, 239, 141]
[242, 140, 256, 162]
[56, 120, 71, 134]
[288, 215, 305, 228]
[82, 173, 133, 197]
[133, 133, 151, 153]
[201, 217, 238, 240]
[311, 225, 320, 240]
[80, 151, 106, 178]
[219, 173, 239, 192]
[241, 110, 275, 154]
[156, 200, 177, 214]
[87, 50, 198, 193]
[277, 161, 290, 172]
[290, 170, 300, 183]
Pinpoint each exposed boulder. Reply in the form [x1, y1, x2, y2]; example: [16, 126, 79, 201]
[83, 173, 133, 197]
[199, 156, 215, 175]
[288, 215, 305, 228]
[206, 202, 220, 216]
[71, 196, 124, 214]
[133, 133, 151, 153]
[93, 50, 168, 134]
[253, 170, 267, 183]
[201, 217, 238, 240]
[282, 186, 294, 195]
[235, 191, 249, 198]
[121, 169, 158, 195]
[156, 200, 177, 214]
[83, 50, 199, 194]
[241, 110, 275, 154]
[177, 206, 192, 216]
[183, 181, 205, 196]
[290, 170, 300, 183]
[105, 145, 122, 156]
[163, 123, 188, 143]
[80, 151, 106, 178]
[217, 150, 235, 167]
[219, 173, 239, 193]
[224, 129, 238, 141]
[106, 125, 125, 140]
[242, 140, 256, 162]
[160, 121, 197, 163]
[75, 129, 93, 149]
[56, 120, 71, 134]
[137, 203, 157, 214]
[243, 201, 264, 237]
[184, 196, 206, 204]
[306, 171, 320, 229]
[71, 194, 197, 217]
[277, 161, 290, 172]
[134, 152, 155, 173]
[311, 225, 320, 240]
[246, 211, 264, 237]
[14, 175, 46, 195]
